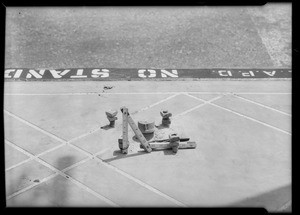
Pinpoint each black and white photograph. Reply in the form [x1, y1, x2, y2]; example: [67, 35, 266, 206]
[3, 2, 292, 211]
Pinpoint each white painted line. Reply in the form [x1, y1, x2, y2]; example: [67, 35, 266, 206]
[67, 93, 180, 144]
[68, 127, 101, 143]
[236, 92, 291, 95]
[94, 147, 112, 157]
[277, 199, 292, 211]
[174, 94, 225, 118]
[5, 157, 33, 172]
[5, 143, 66, 172]
[59, 157, 91, 173]
[7, 173, 59, 200]
[232, 94, 291, 116]
[35, 143, 67, 157]
[8, 89, 291, 207]
[132, 93, 180, 114]
[98, 160, 187, 207]
[185, 93, 291, 135]
[4, 109, 66, 144]
[4, 92, 291, 96]
[212, 103, 291, 135]
[66, 142, 187, 206]
[5, 139, 118, 207]
[50, 135, 186, 207]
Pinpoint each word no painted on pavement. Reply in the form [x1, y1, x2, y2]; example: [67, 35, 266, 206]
[4, 68, 291, 81]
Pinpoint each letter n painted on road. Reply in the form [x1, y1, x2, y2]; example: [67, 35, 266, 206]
[26, 70, 45, 78]
[160, 69, 178, 78]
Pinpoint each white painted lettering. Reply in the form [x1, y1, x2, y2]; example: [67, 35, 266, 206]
[218, 70, 232, 77]
[263, 70, 276, 76]
[70, 69, 87, 78]
[26, 70, 45, 78]
[138, 69, 156, 78]
[5, 69, 15, 78]
[91, 69, 110, 78]
[242, 71, 255, 77]
[49, 69, 70, 78]
[13, 69, 23, 78]
[160, 69, 178, 78]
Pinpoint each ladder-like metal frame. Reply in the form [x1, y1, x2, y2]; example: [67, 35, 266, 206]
[120, 107, 152, 153]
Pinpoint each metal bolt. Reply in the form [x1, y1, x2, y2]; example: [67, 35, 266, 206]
[169, 133, 179, 153]
[160, 110, 172, 126]
[105, 110, 118, 127]
[118, 138, 128, 154]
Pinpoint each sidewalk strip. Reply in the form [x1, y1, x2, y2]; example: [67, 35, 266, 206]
[4, 92, 291, 96]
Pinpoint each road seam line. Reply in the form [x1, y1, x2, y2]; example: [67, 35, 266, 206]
[131, 93, 180, 114]
[174, 94, 225, 118]
[4, 109, 66, 144]
[4, 92, 291, 96]
[65, 142, 187, 207]
[66, 93, 179, 143]
[4, 109, 185, 206]
[185, 93, 291, 135]
[232, 93, 291, 116]
[277, 199, 292, 211]
[5, 139, 118, 207]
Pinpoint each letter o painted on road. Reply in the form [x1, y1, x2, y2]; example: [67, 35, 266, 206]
[138, 69, 156, 78]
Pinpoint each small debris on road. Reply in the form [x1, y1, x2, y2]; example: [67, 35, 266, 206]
[103, 86, 114, 90]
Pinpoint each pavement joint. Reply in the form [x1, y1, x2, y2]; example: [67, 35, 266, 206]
[4, 92, 292, 96]
[5, 139, 119, 206]
[4, 97, 187, 206]
[4, 109, 67, 144]
[4, 90, 290, 207]
[185, 94, 291, 135]
[5, 143, 69, 171]
[231, 93, 291, 116]
[276, 199, 292, 211]
[66, 135, 188, 206]
[131, 93, 180, 115]
[173, 94, 225, 118]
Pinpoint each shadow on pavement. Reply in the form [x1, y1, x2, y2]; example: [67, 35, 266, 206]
[48, 155, 75, 206]
[227, 183, 291, 212]
[7, 156, 74, 206]
[100, 124, 114, 130]
[102, 150, 147, 163]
